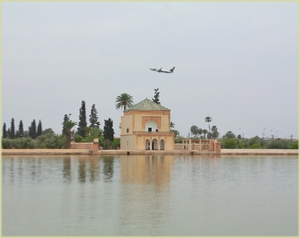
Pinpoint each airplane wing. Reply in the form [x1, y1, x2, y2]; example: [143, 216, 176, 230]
[149, 68, 157, 71]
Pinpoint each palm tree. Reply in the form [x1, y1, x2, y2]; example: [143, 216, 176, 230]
[115, 93, 134, 111]
[211, 125, 219, 139]
[190, 125, 199, 137]
[63, 120, 77, 148]
[205, 116, 212, 133]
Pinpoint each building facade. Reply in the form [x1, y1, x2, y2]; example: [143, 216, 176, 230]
[120, 98, 174, 150]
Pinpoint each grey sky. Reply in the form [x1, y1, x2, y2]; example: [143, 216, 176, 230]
[2, 2, 298, 139]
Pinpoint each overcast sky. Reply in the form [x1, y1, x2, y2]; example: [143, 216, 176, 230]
[2, 2, 298, 139]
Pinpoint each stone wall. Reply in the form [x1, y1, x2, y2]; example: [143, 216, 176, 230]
[70, 139, 99, 151]
[175, 139, 221, 154]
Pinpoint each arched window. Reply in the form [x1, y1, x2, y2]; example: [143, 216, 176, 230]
[145, 121, 158, 132]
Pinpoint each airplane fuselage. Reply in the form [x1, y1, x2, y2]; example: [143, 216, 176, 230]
[150, 66, 175, 73]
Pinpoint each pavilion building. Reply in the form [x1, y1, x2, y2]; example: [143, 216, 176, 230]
[120, 98, 174, 151]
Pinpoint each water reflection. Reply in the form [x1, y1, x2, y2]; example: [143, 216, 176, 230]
[103, 156, 114, 182]
[2, 155, 297, 236]
[120, 155, 174, 184]
[77, 156, 101, 183]
[118, 155, 174, 235]
[63, 157, 71, 182]
[78, 158, 87, 182]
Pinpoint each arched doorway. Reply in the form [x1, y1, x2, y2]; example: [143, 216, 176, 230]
[160, 139, 165, 150]
[152, 139, 158, 150]
[145, 139, 150, 150]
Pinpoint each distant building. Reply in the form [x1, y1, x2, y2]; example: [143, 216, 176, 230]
[120, 98, 174, 150]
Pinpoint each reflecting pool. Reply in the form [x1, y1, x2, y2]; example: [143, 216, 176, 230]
[2, 155, 298, 236]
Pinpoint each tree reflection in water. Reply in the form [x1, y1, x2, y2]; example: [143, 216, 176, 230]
[63, 157, 71, 182]
[103, 156, 114, 182]
[77, 156, 101, 183]
[78, 158, 86, 183]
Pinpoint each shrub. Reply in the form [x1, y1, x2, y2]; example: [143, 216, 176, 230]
[267, 139, 288, 149]
[2, 139, 12, 149]
[103, 139, 112, 150]
[223, 138, 238, 149]
[74, 135, 83, 142]
[249, 143, 261, 149]
[288, 141, 298, 149]
[174, 136, 184, 143]
[112, 138, 120, 149]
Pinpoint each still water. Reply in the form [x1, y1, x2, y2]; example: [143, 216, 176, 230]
[2, 155, 298, 236]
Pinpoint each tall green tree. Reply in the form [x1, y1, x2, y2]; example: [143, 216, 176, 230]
[152, 88, 160, 104]
[89, 104, 100, 128]
[2, 123, 7, 138]
[115, 93, 134, 111]
[29, 119, 37, 139]
[10, 118, 15, 139]
[223, 131, 236, 139]
[62, 114, 71, 135]
[211, 125, 219, 139]
[37, 120, 42, 137]
[205, 116, 212, 132]
[63, 119, 77, 149]
[17, 120, 24, 138]
[7, 128, 11, 138]
[103, 118, 114, 142]
[190, 125, 199, 137]
[78, 101, 87, 137]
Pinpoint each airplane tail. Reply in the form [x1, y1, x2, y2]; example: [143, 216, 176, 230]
[170, 67, 175, 72]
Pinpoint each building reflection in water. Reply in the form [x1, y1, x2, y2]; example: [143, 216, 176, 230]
[120, 155, 174, 185]
[118, 155, 174, 235]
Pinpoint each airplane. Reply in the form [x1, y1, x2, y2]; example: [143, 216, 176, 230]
[149, 66, 175, 73]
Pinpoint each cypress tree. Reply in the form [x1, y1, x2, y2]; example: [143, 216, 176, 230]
[10, 118, 15, 139]
[29, 119, 37, 139]
[89, 104, 100, 128]
[62, 114, 70, 135]
[7, 128, 11, 138]
[37, 120, 42, 137]
[2, 123, 7, 138]
[18, 120, 24, 138]
[78, 101, 87, 137]
[103, 118, 114, 142]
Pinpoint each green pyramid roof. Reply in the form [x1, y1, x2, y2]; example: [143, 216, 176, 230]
[125, 98, 170, 112]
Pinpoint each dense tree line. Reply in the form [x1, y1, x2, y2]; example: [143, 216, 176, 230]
[2, 95, 298, 150]
[2, 100, 119, 149]
[219, 131, 298, 149]
[2, 119, 42, 140]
